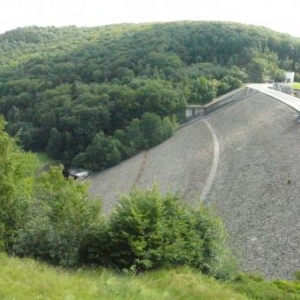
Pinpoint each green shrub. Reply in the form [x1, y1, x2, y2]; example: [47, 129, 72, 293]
[295, 270, 300, 281]
[0, 116, 37, 251]
[217, 76, 242, 96]
[140, 113, 164, 148]
[13, 166, 102, 267]
[230, 273, 300, 299]
[162, 116, 176, 140]
[93, 187, 232, 277]
[273, 280, 300, 294]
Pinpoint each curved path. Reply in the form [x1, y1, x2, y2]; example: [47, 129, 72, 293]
[90, 119, 214, 212]
[200, 120, 219, 201]
[90, 90, 300, 279]
[248, 83, 300, 112]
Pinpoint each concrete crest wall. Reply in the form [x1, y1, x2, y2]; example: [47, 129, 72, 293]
[185, 87, 257, 123]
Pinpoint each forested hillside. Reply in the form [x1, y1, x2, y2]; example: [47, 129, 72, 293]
[0, 21, 299, 170]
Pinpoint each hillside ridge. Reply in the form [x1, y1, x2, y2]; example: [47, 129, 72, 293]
[1, 21, 300, 170]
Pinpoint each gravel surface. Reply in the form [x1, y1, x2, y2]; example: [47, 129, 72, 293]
[90, 91, 300, 279]
[89, 151, 144, 213]
[137, 120, 213, 206]
[206, 93, 300, 279]
[90, 120, 214, 212]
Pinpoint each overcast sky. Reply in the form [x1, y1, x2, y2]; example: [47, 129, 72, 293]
[1, 0, 300, 37]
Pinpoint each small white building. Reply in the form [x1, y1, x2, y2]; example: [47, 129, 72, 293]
[285, 72, 295, 83]
[186, 105, 204, 119]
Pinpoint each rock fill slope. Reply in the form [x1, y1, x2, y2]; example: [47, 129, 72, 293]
[90, 91, 300, 279]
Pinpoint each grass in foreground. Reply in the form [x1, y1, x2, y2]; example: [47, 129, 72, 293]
[35, 152, 60, 168]
[0, 253, 247, 300]
[1, 253, 300, 300]
[293, 82, 300, 90]
[229, 273, 300, 300]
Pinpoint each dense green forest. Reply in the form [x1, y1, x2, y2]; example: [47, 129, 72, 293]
[0, 21, 299, 170]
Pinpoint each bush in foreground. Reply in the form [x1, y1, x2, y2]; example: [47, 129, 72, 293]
[0, 117, 233, 275]
[0, 117, 37, 252]
[90, 187, 234, 278]
[13, 181, 234, 276]
[13, 166, 102, 267]
[229, 272, 300, 299]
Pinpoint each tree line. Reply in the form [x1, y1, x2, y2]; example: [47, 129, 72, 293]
[1, 21, 300, 169]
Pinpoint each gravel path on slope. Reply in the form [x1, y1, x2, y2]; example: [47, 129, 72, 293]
[206, 93, 300, 279]
[137, 120, 213, 206]
[90, 120, 214, 212]
[89, 151, 144, 214]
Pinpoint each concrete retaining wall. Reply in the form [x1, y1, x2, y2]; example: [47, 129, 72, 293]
[185, 87, 257, 123]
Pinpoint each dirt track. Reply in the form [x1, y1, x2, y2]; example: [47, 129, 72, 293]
[90, 92, 300, 279]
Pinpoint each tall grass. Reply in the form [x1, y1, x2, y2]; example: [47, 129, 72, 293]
[2, 253, 300, 299]
[35, 152, 60, 168]
[293, 82, 300, 90]
[0, 253, 248, 300]
[229, 273, 300, 300]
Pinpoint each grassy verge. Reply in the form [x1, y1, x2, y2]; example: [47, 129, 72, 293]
[229, 273, 300, 300]
[2, 254, 300, 299]
[293, 82, 300, 90]
[35, 152, 60, 168]
[0, 253, 247, 300]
